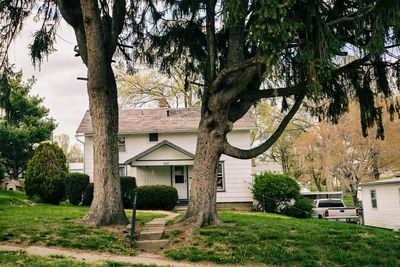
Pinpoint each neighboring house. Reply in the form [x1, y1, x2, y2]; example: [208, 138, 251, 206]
[76, 105, 256, 210]
[69, 162, 84, 173]
[360, 177, 400, 230]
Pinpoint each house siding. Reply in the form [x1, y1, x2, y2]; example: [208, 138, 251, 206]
[361, 183, 400, 230]
[83, 130, 253, 203]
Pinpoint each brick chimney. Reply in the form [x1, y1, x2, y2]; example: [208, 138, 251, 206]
[159, 97, 168, 108]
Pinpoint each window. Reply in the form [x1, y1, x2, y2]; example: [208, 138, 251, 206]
[217, 162, 225, 191]
[119, 166, 126, 176]
[118, 137, 126, 152]
[174, 166, 185, 183]
[370, 190, 377, 208]
[317, 200, 345, 208]
[149, 133, 158, 142]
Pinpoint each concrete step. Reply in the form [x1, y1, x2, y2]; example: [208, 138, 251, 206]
[135, 240, 169, 250]
[145, 218, 167, 227]
[139, 229, 164, 240]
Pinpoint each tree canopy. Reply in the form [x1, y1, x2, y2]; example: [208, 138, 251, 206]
[0, 69, 56, 179]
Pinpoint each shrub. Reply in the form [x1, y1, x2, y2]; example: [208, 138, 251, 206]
[25, 142, 68, 204]
[283, 197, 314, 218]
[120, 176, 137, 208]
[136, 185, 178, 210]
[252, 172, 300, 212]
[82, 183, 94, 206]
[81, 176, 137, 208]
[65, 173, 90, 205]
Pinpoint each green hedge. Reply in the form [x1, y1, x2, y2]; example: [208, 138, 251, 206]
[81, 176, 137, 208]
[136, 185, 178, 210]
[25, 142, 68, 204]
[252, 171, 300, 213]
[65, 173, 90, 205]
[120, 176, 137, 208]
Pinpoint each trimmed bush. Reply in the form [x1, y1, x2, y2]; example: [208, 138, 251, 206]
[252, 171, 300, 213]
[65, 173, 90, 205]
[25, 142, 68, 204]
[81, 177, 137, 208]
[120, 176, 137, 208]
[82, 183, 94, 206]
[283, 197, 314, 218]
[136, 185, 178, 210]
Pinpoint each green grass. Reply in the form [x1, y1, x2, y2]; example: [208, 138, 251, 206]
[0, 251, 161, 267]
[0, 190, 165, 255]
[165, 212, 400, 266]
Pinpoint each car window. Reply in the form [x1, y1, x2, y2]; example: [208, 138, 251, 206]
[318, 200, 344, 207]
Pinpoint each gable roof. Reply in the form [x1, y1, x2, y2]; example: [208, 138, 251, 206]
[76, 107, 256, 134]
[124, 140, 195, 165]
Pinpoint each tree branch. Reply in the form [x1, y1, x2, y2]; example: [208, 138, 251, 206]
[327, 4, 375, 26]
[212, 56, 263, 89]
[111, 0, 126, 54]
[223, 93, 305, 159]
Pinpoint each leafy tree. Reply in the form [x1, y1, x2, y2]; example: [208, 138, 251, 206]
[0, 0, 152, 225]
[0, 70, 55, 179]
[145, 0, 400, 228]
[252, 101, 312, 174]
[67, 144, 84, 163]
[117, 68, 201, 108]
[25, 142, 68, 204]
[54, 134, 84, 163]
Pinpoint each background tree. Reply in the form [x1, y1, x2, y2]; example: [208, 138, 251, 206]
[146, 0, 400, 228]
[0, 70, 55, 179]
[252, 101, 312, 174]
[67, 144, 84, 163]
[0, 0, 153, 225]
[54, 134, 84, 163]
[53, 134, 70, 157]
[116, 67, 201, 108]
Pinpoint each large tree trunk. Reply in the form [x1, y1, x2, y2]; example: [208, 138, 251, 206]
[183, 99, 228, 228]
[79, 0, 128, 226]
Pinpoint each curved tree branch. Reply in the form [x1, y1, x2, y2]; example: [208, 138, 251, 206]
[223, 93, 306, 159]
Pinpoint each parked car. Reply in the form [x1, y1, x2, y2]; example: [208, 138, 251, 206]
[313, 199, 359, 223]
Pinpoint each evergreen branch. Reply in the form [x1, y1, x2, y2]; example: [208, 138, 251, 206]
[239, 85, 305, 101]
[327, 4, 376, 26]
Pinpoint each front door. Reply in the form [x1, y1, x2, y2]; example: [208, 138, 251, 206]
[172, 165, 188, 200]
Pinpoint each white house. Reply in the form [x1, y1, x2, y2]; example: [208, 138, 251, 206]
[360, 177, 400, 230]
[76, 106, 256, 210]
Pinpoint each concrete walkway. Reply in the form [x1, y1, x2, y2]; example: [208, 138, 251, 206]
[0, 243, 212, 267]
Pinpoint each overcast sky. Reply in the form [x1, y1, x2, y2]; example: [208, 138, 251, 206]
[9, 20, 88, 145]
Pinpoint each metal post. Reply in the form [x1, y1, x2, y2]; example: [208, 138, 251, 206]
[131, 191, 137, 245]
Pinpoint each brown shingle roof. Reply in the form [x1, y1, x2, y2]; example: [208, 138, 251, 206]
[76, 108, 256, 134]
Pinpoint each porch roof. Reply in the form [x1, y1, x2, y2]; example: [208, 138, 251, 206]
[124, 140, 195, 166]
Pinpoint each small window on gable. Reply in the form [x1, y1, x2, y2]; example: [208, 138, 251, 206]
[370, 189, 377, 208]
[217, 162, 225, 192]
[118, 137, 126, 152]
[149, 133, 158, 142]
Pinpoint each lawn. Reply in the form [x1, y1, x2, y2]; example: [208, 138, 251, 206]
[165, 212, 400, 266]
[0, 251, 160, 267]
[0, 190, 165, 255]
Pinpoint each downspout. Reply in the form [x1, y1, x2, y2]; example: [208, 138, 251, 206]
[75, 133, 86, 175]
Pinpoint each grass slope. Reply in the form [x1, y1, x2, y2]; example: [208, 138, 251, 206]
[0, 190, 165, 255]
[166, 212, 400, 266]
